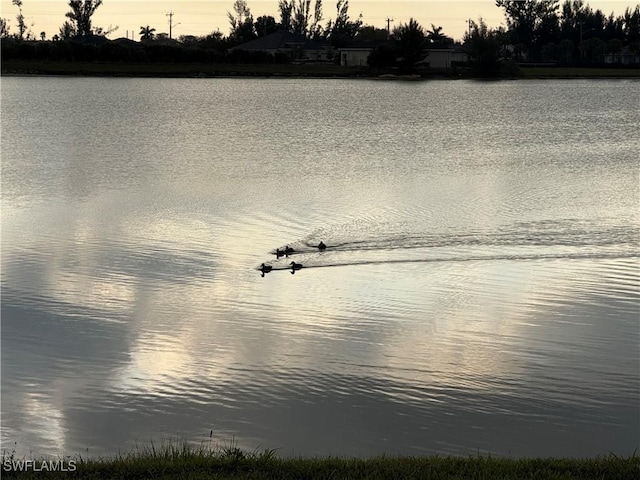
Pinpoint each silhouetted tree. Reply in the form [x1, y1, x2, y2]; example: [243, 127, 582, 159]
[393, 18, 427, 71]
[357, 24, 388, 42]
[367, 42, 397, 69]
[199, 29, 227, 50]
[623, 5, 640, 44]
[427, 24, 453, 46]
[325, 0, 362, 46]
[93, 24, 117, 36]
[254, 15, 278, 37]
[140, 25, 156, 40]
[12, 0, 27, 40]
[59, 20, 76, 39]
[496, 0, 560, 59]
[279, 0, 294, 32]
[278, 0, 323, 38]
[310, 0, 323, 38]
[0, 18, 9, 38]
[228, 0, 256, 43]
[604, 12, 624, 42]
[292, 0, 311, 36]
[541, 41, 558, 60]
[40, 30, 45, 40]
[557, 38, 574, 63]
[464, 18, 503, 76]
[65, 0, 103, 37]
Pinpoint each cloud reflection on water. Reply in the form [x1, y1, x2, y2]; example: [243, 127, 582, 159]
[2, 78, 638, 459]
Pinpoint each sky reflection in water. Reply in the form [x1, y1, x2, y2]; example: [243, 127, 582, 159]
[1, 78, 638, 459]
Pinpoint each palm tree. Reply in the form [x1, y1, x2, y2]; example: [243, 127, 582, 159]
[427, 24, 445, 42]
[393, 18, 427, 71]
[427, 24, 452, 46]
[139, 25, 156, 41]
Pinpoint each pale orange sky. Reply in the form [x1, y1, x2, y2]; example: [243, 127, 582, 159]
[1, 0, 636, 42]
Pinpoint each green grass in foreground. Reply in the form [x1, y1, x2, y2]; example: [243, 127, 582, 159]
[2, 441, 639, 480]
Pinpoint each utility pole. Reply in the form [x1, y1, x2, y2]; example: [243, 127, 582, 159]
[166, 11, 176, 39]
[385, 17, 393, 39]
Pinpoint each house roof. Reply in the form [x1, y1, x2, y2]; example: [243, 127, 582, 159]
[229, 31, 325, 51]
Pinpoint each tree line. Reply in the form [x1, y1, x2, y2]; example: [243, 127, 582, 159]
[461, 1, 640, 76]
[492, 0, 639, 62]
[2, 0, 639, 73]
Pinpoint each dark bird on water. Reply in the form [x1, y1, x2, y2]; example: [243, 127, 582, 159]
[318, 241, 326, 250]
[285, 245, 295, 256]
[259, 263, 273, 277]
[290, 261, 303, 274]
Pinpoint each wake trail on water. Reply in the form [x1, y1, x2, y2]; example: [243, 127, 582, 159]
[258, 220, 639, 274]
[258, 251, 639, 273]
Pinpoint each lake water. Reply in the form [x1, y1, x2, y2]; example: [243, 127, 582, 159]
[1, 77, 638, 459]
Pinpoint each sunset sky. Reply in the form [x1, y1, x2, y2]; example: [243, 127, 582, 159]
[1, 1, 636, 42]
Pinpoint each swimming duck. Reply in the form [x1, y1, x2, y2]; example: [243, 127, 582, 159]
[285, 245, 295, 257]
[318, 241, 327, 250]
[275, 248, 285, 258]
[259, 263, 273, 277]
[290, 261, 303, 274]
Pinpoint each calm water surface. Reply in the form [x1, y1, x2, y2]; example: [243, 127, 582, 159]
[1, 77, 638, 458]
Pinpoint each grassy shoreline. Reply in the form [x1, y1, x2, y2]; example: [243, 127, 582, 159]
[2, 442, 638, 479]
[2, 60, 640, 79]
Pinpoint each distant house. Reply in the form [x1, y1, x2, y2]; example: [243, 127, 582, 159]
[604, 47, 640, 65]
[420, 47, 468, 68]
[228, 31, 330, 62]
[337, 46, 374, 66]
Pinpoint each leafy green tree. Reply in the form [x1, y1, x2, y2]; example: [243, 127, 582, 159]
[139, 25, 156, 40]
[65, 0, 103, 37]
[393, 18, 427, 71]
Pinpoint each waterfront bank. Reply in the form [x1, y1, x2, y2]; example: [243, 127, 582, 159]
[2, 60, 640, 78]
[2, 444, 638, 480]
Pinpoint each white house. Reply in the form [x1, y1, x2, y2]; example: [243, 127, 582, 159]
[604, 47, 640, 65]
[420, 48, 468, 68]
[338, 47, 373, 67]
